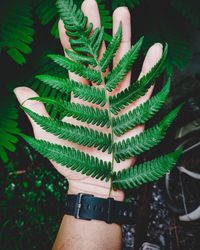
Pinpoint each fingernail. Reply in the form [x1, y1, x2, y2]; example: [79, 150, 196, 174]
[154, 43, 163, 49]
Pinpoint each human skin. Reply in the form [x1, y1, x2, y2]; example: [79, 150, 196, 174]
[14, 0, 163, 249]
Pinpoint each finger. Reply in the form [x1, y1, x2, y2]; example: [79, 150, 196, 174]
[114, 43, 163, 171]
[13, 87, 62, 142]
[136, 42, 163, 106]
[81, 0, 106, 60]
[112, 7, 131, 94]
[58, 19, 89, 86]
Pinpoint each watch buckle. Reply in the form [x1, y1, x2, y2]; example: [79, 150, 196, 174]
[74, 193, 94, 219]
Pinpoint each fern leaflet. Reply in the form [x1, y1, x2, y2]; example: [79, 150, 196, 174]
[105, 37, 144, 92]
[109, 44, 168, 114]
[48, 54, 102, 84]
[36, 74, 106, 106]
[114, 104, 183, 162]
[112, 148, 182, 190]
[22, 107, 112, 153]
[23, 135, 112, 181]
[112, 77, 171, 136]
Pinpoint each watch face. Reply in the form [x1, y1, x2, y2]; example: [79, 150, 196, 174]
[140, 242, 160, 250]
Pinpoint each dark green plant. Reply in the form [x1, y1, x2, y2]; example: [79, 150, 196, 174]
[20, 0, 183, 192]
[0, 0, 34, 64]
[0, 96, 21, 162]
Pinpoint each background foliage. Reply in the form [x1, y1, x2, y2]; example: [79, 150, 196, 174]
[0, 0, 200, 249]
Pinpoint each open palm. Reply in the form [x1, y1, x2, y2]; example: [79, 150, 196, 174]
[14, 0, 163, 201]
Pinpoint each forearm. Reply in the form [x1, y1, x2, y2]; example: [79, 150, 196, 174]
[52, 215, 122, 250]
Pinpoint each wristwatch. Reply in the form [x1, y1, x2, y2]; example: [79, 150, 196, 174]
[64, 193, 136, 225]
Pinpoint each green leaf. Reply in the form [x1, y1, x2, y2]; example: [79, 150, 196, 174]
[99, 22, 122, 72]
[105, 37, 144, 92]
[0, 0, 34, 64]
[22, 107, 112, 153]
[28, 97, 110, 128]
[23, 135, 112, 181]
[36, 74, 106, 106]
[56, 0, 87, 32]
[62, 102, 110, 128]
[171, 0, 200, 28]
[113, 77, 171, 136]
[48, 54, 102, 84]
[0, 96, 21, 163]
[57, 0, 104, 61]
[110, 44, 168, 114]
[114, 104, 183, 162]
[112, 148, 182, 190]
[66, 50, 97, 67]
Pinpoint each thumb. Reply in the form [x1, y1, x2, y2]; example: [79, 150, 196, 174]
[14, 86, 50, 139]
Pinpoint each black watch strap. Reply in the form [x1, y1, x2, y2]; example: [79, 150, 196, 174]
[64, 193, 136, 225]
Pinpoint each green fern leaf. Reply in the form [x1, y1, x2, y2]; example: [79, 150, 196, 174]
[171, 0, 200, 27]
[63, 102, 110, 128]
[105, 37, 144, 92]
[99, 23, 122, 72]
[112, 77, 171, 136]
[23, 135, 112, 181]
[36, 74, 106, 106]
[28, 97, 110, 128]
[112, 148, 182, 190]
[66, 49, 97, 67]
[22, 107, 112, 153]
[57, 0, 104, 61]
[0, 96, 21, 162]
[110, 44, 168, 114]
[56, 0, 87, 32]
[36, 0, 59, 38]
[114, 104, 183, 162]
[0, 0, 34, 64]
[48, 54, 102, 84]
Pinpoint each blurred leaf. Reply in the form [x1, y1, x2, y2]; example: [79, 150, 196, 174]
[171, 0, 200, 28]
[0, 0, 35, 64]
[0, 96, 21, 162]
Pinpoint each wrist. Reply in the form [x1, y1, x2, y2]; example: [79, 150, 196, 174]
[68, 184, 124, 202]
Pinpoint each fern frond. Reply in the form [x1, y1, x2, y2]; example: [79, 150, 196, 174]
[112, 148, 182, 190]
[48, 54, 102, 84]
[0, 0, 34, 64]
[36, 0, 59, 38]
[99, 23, 122, 72]
[56, 0, 87, 32]
[105, 37, 144, 92]
[23, 135, 112, 181]
[114, 104, 183, 162]
[57, 0, 104, 61]
[112, 78, 171, 136]
[0, 96, 21, 162]
[63, 102, 110, 128]
[35, 74, 71, 93]
[28, 97, 110, 128]
[36, 74, 106, 106]
[110, 44, 168, 114]
[22, 107, 112, 153]
[65, 49, 97, 67]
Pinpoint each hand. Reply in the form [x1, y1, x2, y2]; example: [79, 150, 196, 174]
[14, 0, 163, 201]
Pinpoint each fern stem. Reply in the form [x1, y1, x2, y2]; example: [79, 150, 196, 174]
[96, 61, 115, 197]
